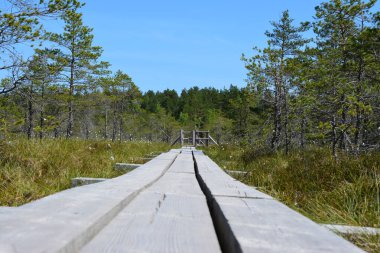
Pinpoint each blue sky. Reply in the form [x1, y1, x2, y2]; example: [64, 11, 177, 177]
[50, 1, 379, 92]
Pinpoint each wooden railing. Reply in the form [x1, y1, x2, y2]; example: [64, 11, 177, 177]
[171, 129, 218, 147]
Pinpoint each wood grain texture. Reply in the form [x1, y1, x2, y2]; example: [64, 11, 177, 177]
[0, 150, 179, 253]
[193, 151, 272, 199]
[114, 163, 142, 170]
[215, 197, 365, 252]
[81, 152, 221, 253]
[71, 177, 108, 187]
[193, 151, 365, 253]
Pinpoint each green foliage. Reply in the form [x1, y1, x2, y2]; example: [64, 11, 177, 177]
[0, 0, 83, 94]
[1, 0, 379, 150]
[44, 4, 109, 138]
[243, 9, 310, 152]
[141, 85, 256, 138]
[46, 5, 107, 84]
[242, 1, 380, 155]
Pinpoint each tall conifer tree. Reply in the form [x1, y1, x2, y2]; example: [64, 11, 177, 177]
[47, 6, 107, 138]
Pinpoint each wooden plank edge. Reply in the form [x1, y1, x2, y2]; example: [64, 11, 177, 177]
[71, 177, 108, 187]
[322, 224, 380, 235]
[224, 170, 251, 176]
[192, 151, 243, 253]
[192, 150, 365, 253]
[0, 151, 180, 253]
[60, 151, 180, 253]
[114, 163, 142, 170]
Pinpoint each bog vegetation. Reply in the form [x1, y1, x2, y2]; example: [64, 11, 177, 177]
[0, 139, 169, 206]
[0, 0, 379, 251]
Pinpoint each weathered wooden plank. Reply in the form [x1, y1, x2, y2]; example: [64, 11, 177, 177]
[71, 177, 108, 187]
[165, 150, 195, 174]
[81, 193, 220, 253]
[0, 150, 179, 253]
[81, 152, 221, 253]
[225, 170, 251, 176]
[0, 207, 15, 215]
[193, 151, 365, 253]
[322, 224, 380, 235]
[114, 163, 142, 170]
[193, 150, 272, 199]
[215, 197, 364, 252]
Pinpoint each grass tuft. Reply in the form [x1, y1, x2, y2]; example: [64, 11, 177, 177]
[0, 139, 169, 206]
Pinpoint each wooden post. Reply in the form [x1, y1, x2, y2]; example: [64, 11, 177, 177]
[192, 130, 196, 147]
[206, 131, 209, 147]
[180, 129, 184, 146]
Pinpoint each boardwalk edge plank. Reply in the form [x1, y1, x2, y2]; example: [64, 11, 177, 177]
[192, 150, 365, 253]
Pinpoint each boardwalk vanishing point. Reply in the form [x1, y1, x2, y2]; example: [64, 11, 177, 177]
[0, 148, 365, 252]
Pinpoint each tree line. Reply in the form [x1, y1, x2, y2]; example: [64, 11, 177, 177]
[242, 0, 380, 156]
[0, 0, 379, 156]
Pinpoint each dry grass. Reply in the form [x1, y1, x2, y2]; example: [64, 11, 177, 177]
[341, 234, 380, 253]
[0, 139, 169, 206]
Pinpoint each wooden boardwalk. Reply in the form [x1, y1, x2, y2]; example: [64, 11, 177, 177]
[0, 149, 364, 253]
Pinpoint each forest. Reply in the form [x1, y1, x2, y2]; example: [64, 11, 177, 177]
[0, 0, 379, 158]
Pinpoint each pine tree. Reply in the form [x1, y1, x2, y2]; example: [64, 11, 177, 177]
[20, 49, 63, 139]
[0, 0, 82, 94]
[47, 6, 107, 138]
[312, 0, 376, 156]
[101, 71, 141, 142]
[243, 10, 309, 152]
